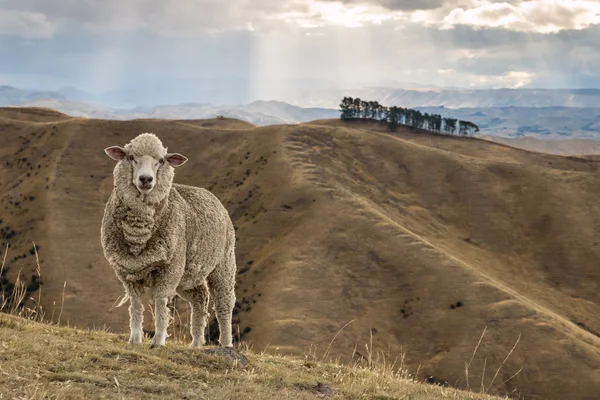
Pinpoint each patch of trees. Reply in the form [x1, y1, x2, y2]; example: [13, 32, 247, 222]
[339, 97, 480, 137]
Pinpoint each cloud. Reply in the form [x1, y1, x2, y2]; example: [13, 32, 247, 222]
[320, 0, 443, 11]
[4, 0, 419, 34]
[439, 0, 600, 33]
[8, 0, 309, 36]
[5, 0, 600, 37]
[1, 0, 600, 102]
[0, 8, 57, 38]
[274, 1, 410, 28]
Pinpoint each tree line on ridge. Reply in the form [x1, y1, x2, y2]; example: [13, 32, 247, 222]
[339, 97, 480, 136]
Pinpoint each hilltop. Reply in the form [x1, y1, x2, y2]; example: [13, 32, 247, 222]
[1, 108, 600, 399]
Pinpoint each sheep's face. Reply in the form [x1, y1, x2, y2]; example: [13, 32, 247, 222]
[105, 146, 188, 196]
[129, 154, 163, 195]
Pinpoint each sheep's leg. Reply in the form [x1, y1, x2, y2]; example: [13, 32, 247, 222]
[208, 252, 236, 348]
[181, 283, 210, 348]
[150, 296, 170, 348]
[128, 294, 144, 344]
[121, 282, 145, 345]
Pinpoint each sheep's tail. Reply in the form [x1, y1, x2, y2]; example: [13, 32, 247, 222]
[115, 293, 130, 308]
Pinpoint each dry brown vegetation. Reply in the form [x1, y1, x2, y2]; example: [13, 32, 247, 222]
[1, 108, 600, 399]
[0, 312, 511, 400]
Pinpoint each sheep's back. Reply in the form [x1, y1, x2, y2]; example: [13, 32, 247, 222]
[171, 183, 234, 275]
[172, 183, 230, 224]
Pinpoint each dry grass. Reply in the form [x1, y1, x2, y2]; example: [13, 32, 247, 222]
[0, 244, 507, 399]
[0, 243, 44, 321]
[0, 313, 506, 400]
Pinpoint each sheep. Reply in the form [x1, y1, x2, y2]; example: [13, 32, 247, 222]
[100, 133, 237, 348]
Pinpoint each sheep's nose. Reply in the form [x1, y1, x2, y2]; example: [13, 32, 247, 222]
[139, 175, 153, 185]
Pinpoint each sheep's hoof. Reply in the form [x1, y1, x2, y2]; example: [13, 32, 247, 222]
[150, 340, 166, 349]
[150, 331, 167, 348]
[189, 339, 205, 349]
[128, 336, 143, 345]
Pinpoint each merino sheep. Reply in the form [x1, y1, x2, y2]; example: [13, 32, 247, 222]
[101, 133, 237, 348]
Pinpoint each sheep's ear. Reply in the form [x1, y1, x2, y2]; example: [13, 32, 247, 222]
[105, 146, 127, 161]
[166, 153, 188, 167]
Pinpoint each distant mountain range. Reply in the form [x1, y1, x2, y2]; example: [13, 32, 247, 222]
[294, 87, 600, 109]
[2, 85, 600, 138]
[0, 89, 339, 126]
[414, 106, 600, 138]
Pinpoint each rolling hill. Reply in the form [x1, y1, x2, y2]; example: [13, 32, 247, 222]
[1, 108, 600, 400]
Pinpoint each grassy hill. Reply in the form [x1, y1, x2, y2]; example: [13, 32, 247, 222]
[1, 108, 600, 399]
[0, 313, 506, 399]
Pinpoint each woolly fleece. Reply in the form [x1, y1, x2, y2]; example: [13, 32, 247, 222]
[101, 133, 237, 347]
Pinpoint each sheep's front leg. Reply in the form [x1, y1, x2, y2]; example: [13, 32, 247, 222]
[128, 295, 144, 344]
[149, 254, 184, 349]
[150, 296, 170, 348]
[120, 281, 145, 345]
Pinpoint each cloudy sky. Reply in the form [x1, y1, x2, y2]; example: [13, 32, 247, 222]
[2, 0, 600, 105]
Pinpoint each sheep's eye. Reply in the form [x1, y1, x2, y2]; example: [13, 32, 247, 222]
[159, 159, 164, 165]
[127, 155, 135, 162]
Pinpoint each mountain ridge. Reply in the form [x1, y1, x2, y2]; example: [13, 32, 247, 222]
[3, 85, 600, 140]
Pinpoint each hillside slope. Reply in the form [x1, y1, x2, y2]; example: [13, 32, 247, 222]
[0, 313, 505, 400]
[1, 109, 600, 400]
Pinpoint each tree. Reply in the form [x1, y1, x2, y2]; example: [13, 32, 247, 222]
[337, 97, 479, 138]
[459, 120, 479, 136]
[413, 110, 424, 129]
[458, 121, 467, 136]
[443, 117, 457, 135]
[398, 107, 406, 126]
[339, 97, 354, 120]
[353, 98, 362, 119]
[388, 106, 400, 130]
[361, 100, 371, 119]
[430, 113, 442, 132]
[366, 101, 375, 119]
[433, 114, 443, 132]
[381, 106, 390, 122]
[404, 108, 412, 127]
[377, 104, 386, 120]
[449, 118, 458, 135]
